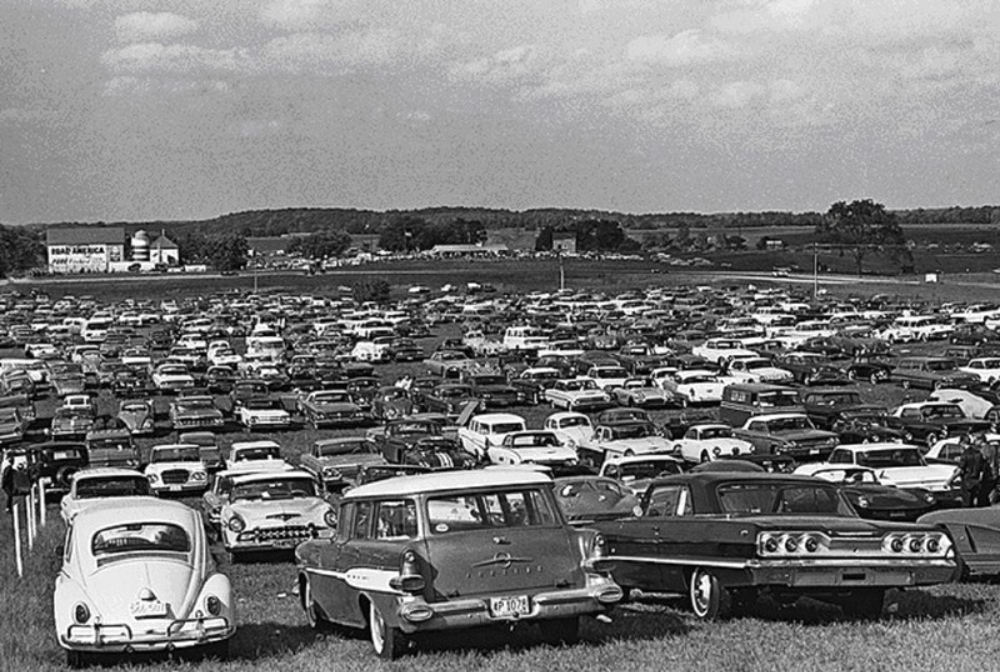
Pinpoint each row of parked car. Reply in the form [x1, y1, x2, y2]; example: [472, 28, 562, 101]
[6, 285, 1000, 663]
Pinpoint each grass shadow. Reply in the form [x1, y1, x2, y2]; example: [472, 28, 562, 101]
[229, 621, 321, 660]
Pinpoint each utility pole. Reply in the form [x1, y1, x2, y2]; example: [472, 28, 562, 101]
[813, 244, 818, 298]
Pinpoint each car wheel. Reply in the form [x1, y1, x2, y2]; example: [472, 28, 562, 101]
[869, 372, 881, 385]
[926, 432, 939, 448]
[301, 575, 327, 631]
[689, 568, 731, 620]
[538, 617, 580, 646]
[369, 601, 408, 660]
[847, 369, 857, 381]
[838, 588, 885, 620]
[903, 431, 914, 443]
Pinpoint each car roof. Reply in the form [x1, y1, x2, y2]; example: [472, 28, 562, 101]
[70, 497, 198, 535]
[231, 440, 281, 449]
[345, 469, 552, 499]
[229, 469, 315, 485]
[469, 413, 525, 424]
[833, 442, 923, 452]
[73, 466, 145, 479]
[749, 413, 809, 421]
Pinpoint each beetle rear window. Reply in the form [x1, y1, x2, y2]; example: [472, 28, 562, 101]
[92, 523, 190, 556]
[427, 489, 557, 534]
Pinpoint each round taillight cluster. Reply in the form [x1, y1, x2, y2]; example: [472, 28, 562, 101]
[883, 533, 947, 555]
[758, 533, 826, 555]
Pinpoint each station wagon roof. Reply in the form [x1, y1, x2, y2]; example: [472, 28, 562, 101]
[345, 469, 552, 499]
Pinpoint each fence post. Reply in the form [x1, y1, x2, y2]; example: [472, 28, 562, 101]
[38, 479, 46, 527]
[27, 486, 36, 550]
[13, 501, 23, 578]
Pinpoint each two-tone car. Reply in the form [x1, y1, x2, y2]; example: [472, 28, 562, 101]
[295, 470, 622, 659]
[54, 498, 235, 665]
[593, 472, 958, 620]
[544, 379, 612, 412]
[488, 430, 580, 468]
[218, 470, 336, 559]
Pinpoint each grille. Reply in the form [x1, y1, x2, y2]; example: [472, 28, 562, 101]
[257, 526, 313, 541]
[162, 469, 190, 485]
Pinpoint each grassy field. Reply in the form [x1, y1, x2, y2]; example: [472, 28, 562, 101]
[6, 263, 1000, 671]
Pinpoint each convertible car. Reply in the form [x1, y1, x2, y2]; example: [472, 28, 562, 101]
[593, 472, 958, 620]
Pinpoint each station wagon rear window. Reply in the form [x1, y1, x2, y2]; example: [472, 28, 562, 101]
[716, 483, 851, 516]
[427, 489, 557, 534]
[92, 523, 190, 556]
[76, 477, 151, 499]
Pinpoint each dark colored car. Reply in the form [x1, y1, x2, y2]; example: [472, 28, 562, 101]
[29, 442, 89, 495]
[801, 389, 882, 430]
[553, 475, 639, 523]
[801, 466, 937, 522]
[593, 472, 958, 620]
[845, 354, 894, 385]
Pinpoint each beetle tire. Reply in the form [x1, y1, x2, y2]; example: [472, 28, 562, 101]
[689, 568, 731, 620]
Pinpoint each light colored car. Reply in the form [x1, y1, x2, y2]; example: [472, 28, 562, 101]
[219, 470, 335, 558]
[224, 440, 293, 472]
[488, 430, 580, 468]
[59, 467, 153, 523]
[724, 357, 794, 385]
[671, 423, 756, 464]
[144, 443, 209, 495]
[659, 369, 725, 406]
[928, 388, 994, 420]
[959, 357, 1000, 383]
[691, 338, 757, 366]
[54, 498, 235, 665]
[598, 454, 685, 494]
[295, 469, 622, 659]
[151, 363, 195, 393]
[795, 443, 961, 500]
[612, 378, 673, 408]
[583, 365, 630, 391]
[577, 420, 674, 464]
[238, 396, 292, 430]
[544, 378, 612, 411]
[457, 412, 527, 459]
[543, 411, 593, 449]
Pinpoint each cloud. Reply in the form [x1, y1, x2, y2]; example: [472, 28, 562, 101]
[262, 28, 403, 72]
[450, 44, 546, 85]
[626, 30, 736, 66]
[115, 12, 198, 43]
[102, 43, 249, 74]
[102, 76, 231, 96]
[260, 0, 353, 31]
[713, 80, 766, 108]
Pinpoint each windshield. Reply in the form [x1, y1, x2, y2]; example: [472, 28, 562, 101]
[151, 446, 201, 462]
[508, 433, 560, 447]
[856, 449, 926, 468]
[121, 403, 149, 413]
[608, 460, 682, 480]
[609, 423, 655, 440]
[558, 416, 591, 429]
[759, 392, 801, 408]
[925, 360, 957, 372]
[593, 368, 626, 378]
[77, 477, 151, 499]
[716, 482, 853, 516]
[491, 422, 525, 434]
[312, 392, 351, 404]
[922, 405, 963, 419]
[233, 447, 281, 461]
[318, 440, 371, 457]
[232, 478, 316, 500]
[427, 489, 557, 534]
[699, 427, 733, 440]
[92, 523, 190, 556]
[766, 417, 814, 432]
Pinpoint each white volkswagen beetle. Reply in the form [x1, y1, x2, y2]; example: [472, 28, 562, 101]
[54, 498, 235, 666]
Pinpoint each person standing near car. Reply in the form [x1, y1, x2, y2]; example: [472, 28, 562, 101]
[977, 433, 999, 506]
[958, 435, 987, 507]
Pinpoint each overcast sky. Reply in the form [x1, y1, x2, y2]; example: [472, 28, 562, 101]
[2, 0, 998, 224]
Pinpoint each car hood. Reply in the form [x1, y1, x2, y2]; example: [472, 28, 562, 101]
[876, 465, 958, 488]
[504, 445, 578, 464]
[605, 437, 673, 452]
[84, 558, 199, 623]
[228, 497, 327, 524]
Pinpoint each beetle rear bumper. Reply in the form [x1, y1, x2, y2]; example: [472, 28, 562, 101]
[61, 617, 234, 652]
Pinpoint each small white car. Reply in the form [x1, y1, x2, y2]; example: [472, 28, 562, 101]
[457, 413, 527, 459]
[659, 369, 725, 406]
[488, 430, 580, 468]
[54, 498, 235, 665]
[238, 397, 292, 430]
[612, 378, 673, 408]
[543, 411, 594, 449]
[724, 357, 794, 385]
[59, 467, 153, 523]
[691, 338, 757, 366]
[671, 424, 756, 464]
[224, 440, 293, 472]
[144, 443, 209, 495]
[219, 470, 335, 558]
[583, 365, 630, 391]
[151, 363, 195, 393]
[544, 379, 611, 411]
[598, 454, 685, 494]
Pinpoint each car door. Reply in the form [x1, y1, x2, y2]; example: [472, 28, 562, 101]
[313, 500, 369, 627]
[599, 483, 692, 593]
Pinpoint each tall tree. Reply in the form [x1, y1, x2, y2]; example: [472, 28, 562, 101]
[816, 200, 907, 276]
[289, 230, 352, 259]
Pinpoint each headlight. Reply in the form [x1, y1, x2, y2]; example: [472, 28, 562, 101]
[227, 514, 246, 533]
[147, 473, 159, 483]
[193, 472, 207, 481]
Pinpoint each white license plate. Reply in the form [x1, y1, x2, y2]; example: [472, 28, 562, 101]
[490, 595, 530, 618]
[169, 485, 182, 492]
[809, 448, 821, 455]
[130, 600, 168, 618]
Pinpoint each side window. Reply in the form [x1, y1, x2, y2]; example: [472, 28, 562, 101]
[352, 501, 373, 540]
[375, 500, 418, 539]
[829, 449, 850, 464]
[901, 408, 918, 419]
[646, 485, 690, 517]
[337, 502, 353, 541]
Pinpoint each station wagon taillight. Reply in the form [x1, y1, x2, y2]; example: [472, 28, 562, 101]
[389, 549, 426, 594]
